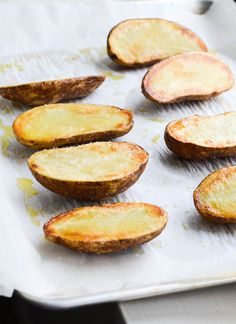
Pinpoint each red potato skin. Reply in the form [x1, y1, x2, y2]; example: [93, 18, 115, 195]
[0, 76, 105, 106]
[107, 18, 207, 68]
[142, 84, 219, 104]
[142, 53, 234, 104]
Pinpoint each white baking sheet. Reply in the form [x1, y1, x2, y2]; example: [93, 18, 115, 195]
[0, 0, 236, 307]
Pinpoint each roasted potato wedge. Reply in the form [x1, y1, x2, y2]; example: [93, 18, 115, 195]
[28, 142, 148, 200]
[0, 76, 105, 106]
[165, 112, 236, 160]
[194, 165, 236, 223]
[13, 103, 133, 149]
[44, 202, 168, 254]
[107, 19, 207, 67]
[142, 52, 234, 104]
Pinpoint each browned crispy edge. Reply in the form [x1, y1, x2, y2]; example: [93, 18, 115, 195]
[43, 203, 168, 254]
[13, 107, 134, 149]
[0, 76, 105, 106]
[193, 165, 236, 223]
[28, 144, 149, 200]
[107, 18, 207, 68]
[164, 121, 236, 160]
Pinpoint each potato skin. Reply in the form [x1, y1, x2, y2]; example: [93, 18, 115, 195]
[142, 84, 217, 104]
[44, 203, 168, 254]
[29, 159, 147, 200]
[142, 52, 234, 104]
[0, 76, 105, 106]
[107, 18, 207, 68]
[165, 126, 236, 161]
[45, 229, 163, 254]
[13, 105, 133, 149]
[28, 143, 149, 200]
[193, 166, 236, 223]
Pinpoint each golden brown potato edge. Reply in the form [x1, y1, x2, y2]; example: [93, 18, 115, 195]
[12, 105, 134, 149]
[193, 165, 236, 223]
[164, 117, 236, 160]
[43, 203, 168, 254]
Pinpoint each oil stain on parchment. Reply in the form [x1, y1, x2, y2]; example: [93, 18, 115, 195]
[103, 71, 124, 80]
[132, 246, 145, 255]
[64, 54, 81, 62]
[151, 134, 160, 143]
[0, 117, 31, 162]
[138, 107, 147, 113]
[0, 118, 14, 157]
[66, 47, 124, 80]
[17, 178, 41, 226]
[66, 47, 106, 63]
[79, 47, 95, 61]
[79, 47, 106, 60]
[149, 116, 165, 123]
[0, 62, 24, 73]
[0, 105, 15, 116]
[182, 222, 190, 231]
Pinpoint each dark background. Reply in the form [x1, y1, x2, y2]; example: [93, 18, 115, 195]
[0, 291, 126, 324]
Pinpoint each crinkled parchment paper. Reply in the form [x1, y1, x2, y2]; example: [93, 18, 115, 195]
[0, 0, 236, 306]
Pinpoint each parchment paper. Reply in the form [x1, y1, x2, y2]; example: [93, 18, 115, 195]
[0, 0, 236, 306]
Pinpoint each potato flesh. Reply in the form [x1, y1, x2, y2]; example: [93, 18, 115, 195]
[169, 113, 236, 147]
[16, 104, 130, 141]
[145, 53, 233, 101]
[30, 142, 146, 181]
[50, 204, 166, 241]
[109, 19, 206, 65]
[197, 168, 236, 218]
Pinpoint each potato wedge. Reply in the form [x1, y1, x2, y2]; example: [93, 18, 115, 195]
[194, 165, 236, 223]
[107, 19, 207, 67]
[165, 112, 236, 160]
[13, 103, 133, 149]
[28, 142, 148, 200]
[0, 76, 105, 106]
[44, 202, 168, 254]
[142, 52, 234, 104]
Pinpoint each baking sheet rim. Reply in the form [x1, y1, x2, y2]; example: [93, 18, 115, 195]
[19, 274, 236, 308]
